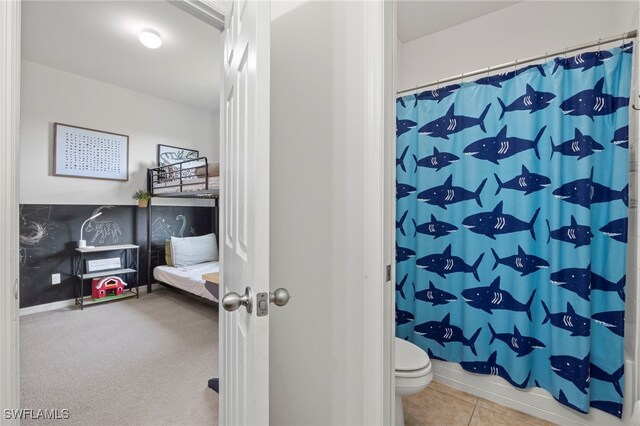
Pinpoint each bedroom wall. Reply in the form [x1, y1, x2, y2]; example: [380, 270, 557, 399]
[398, 2, 639, 425]
[20, 59, 219, 206]
[19, 204, 215, 308]
[19, 60, 220, 308]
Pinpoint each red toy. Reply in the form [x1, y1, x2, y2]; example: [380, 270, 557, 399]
[92, 276, 127, 299]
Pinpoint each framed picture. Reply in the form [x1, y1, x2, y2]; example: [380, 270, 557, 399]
[53, 123, 129, 181]
[157, 144, 200, 166]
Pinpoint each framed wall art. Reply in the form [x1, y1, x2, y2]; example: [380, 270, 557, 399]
[157, 144, 200, 166]
[53, 123, 129, 181]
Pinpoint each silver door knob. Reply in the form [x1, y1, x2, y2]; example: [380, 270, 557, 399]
[270, 288, 290, 307]
[222, 286, 253, 314]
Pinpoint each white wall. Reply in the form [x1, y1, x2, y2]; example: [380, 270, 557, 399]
[20, 60, 219, 206]
[399, 1, 638, 91]
[270, 2, 371, 424]
[398, 2, 639, 425]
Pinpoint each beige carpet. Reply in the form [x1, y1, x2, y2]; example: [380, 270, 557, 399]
[20, 287, 219, 425]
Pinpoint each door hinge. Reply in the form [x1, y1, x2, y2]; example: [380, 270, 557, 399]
[386, 265, 391, 282]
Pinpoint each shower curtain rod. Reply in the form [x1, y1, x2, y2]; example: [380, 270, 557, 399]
[397, 30, 637, 96]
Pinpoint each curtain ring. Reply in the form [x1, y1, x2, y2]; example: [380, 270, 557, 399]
[513, 59, 518, 73]
[564, 47, 568, 59]
[437, 79, 440, 90]
[461, 73, 465, 83]
[597, 38, 602, 55]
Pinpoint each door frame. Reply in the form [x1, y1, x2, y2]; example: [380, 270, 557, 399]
[0, 1, 395, 424]
[0, 0, 21, 420]
[361, 1, 396, 425]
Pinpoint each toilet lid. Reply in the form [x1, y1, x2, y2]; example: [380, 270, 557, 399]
[395, 337, 430, 371]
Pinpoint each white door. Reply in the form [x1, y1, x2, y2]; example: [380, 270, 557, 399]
[219, 0, 270, 424]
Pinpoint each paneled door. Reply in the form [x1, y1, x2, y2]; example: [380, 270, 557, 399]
[219, 0, 270, 424]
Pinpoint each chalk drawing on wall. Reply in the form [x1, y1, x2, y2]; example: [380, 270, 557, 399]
[19, 205, 52, 266]
[85, 206, 122, 244]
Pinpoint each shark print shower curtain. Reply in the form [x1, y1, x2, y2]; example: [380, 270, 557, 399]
[396, 43, 632, 418]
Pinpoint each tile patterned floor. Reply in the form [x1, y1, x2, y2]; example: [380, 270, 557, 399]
[403, 381, 557, 426]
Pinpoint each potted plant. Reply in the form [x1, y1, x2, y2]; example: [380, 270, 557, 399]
[132, 189, 151, 208]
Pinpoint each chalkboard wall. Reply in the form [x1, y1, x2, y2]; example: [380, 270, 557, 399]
[19, 204, 216, 308]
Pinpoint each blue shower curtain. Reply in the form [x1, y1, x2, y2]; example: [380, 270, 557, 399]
[396, 44, 632, 418]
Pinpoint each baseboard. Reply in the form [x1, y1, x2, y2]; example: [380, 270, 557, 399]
[432, 358, 633, 426]
[19, 284, 162, 316]
[19, 298, 76, 316]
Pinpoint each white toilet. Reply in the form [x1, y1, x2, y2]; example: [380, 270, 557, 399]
[395, 337, 433, 426]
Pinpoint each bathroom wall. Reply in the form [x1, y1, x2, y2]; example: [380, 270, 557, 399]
[398, 2, 639, 425]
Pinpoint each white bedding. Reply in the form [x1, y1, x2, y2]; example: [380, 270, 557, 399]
[154, 261, 219, 302]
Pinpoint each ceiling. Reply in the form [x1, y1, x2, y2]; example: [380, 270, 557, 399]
[397, 1, 522, 43]
[22, 1, 221, 112]
[21, 1, 523, 110]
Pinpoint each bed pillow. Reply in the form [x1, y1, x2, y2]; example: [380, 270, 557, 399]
[171, 233, 218, 267]
[165, 240, 174, 266]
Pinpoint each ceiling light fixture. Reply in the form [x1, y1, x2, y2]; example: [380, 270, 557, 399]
[139, 30, 162, 49]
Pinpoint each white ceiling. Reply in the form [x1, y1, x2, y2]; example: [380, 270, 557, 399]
[397, 1, 522, 43]
[22, 1, 221, 112]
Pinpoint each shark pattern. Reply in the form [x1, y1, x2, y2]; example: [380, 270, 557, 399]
[592, 310, 624, 337]
[427, 348, 446, 361]
[494, 165, 551, 196]
[397, 146, 409, 172]
[491, 245, 549, 276]
[397, 210, 409, 237]
[550, 129, 604, 160]
[462, 202, 540, 240]
[590, 363, 624, 398]
[552, 51, 613, 73]
[413, 214, 458, 239]
[591, 272, 625, 301]
[415, 281, 458, 306]
[463, 125, 546, 164]
[414, 313, 481, 356]
[418, 103, 491, 140]
[552, 168, 628, 208]
[417, 175, 487, 210]
[396, 309, 415, 325]
[611, 125, 629, 148]
[550, 354, 590, 394]
[414, 147, 460, 172]
[396, 243, 416, 263]
[557, 390, 588, 414]
[559, 77, 629, 120]
[397, 183, 416, 199]
[461, 351, 531, 388]
[474, 64, 546, 88]
[547, 216, 594, 248]
[600, 218, 628, 243]
[497, 84, 556, 119]
[461, 276, 536, 321]
[416, 84, 460, 103]
[416, 244, 484, 282]
[541, 301, 590, 336]
[591, 400, 623, 418]
[550, 265, 592, 301]
[396, 274, 409, 300]
[488, 323, 546, 357]
[397, 118, 417, 137]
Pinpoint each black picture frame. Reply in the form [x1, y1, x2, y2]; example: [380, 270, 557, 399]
[157, 144, 199, 166]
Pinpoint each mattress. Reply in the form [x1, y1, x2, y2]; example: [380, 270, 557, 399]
[153, 261, 220, 302]
[153, 176, 220, 195]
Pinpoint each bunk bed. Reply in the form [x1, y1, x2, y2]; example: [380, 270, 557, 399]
[146, 157, 219, 302]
